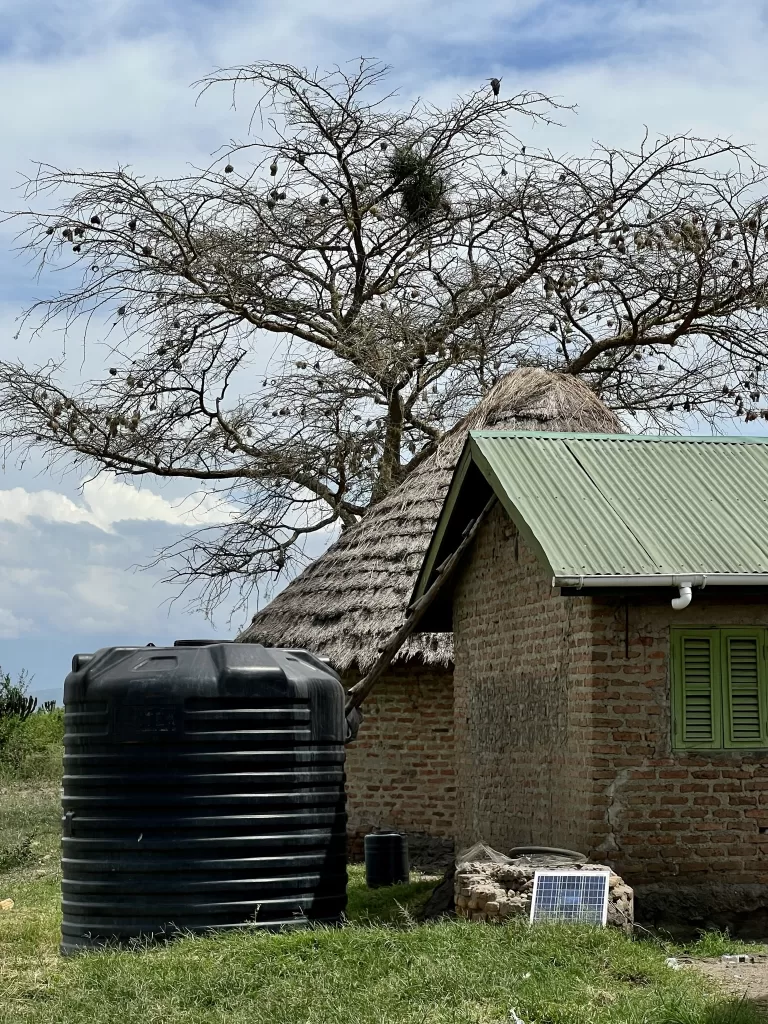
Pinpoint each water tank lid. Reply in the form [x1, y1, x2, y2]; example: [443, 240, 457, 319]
[173, 639, 232, 647]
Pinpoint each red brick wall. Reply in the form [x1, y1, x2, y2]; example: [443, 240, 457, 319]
[342, 666, 456, 861]
[588, 596, 768, 887]
[452, 505, 595, 855]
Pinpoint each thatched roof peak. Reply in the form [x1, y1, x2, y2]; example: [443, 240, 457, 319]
[237, 368, 623, 672]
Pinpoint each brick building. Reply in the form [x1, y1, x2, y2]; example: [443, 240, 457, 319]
[237, 369, 622, 868]
[413, 430, 768, 932]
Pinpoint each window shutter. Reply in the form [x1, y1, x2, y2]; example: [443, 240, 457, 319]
[722, 631, 768, 748]
[673, 631, 720, 749]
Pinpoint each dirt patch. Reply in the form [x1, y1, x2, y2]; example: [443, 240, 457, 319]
[688, 956, 768, 1004]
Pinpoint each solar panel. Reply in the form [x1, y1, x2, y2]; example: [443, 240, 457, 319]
[530, 869, 610, 926]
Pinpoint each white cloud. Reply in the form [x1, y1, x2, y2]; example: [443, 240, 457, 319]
[0, 608, 34, 638]
[66, 563, 169, 633]
[0, 475, 232, 532]
[0, 514, 245, 641]
[0, 0, 759, 206]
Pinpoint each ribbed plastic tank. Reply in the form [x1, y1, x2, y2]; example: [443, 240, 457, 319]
[60, 642, 347, 954]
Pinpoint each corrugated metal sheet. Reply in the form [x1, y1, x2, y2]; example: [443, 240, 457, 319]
[469, 432, 768, 578]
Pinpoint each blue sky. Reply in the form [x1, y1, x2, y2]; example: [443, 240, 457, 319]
[1, 0, 768, 701]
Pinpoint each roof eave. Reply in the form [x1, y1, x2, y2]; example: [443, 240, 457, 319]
[554, 573, 768, 589]
[411, 434, 562, 605]
[468, 433, 557, 577]
[410, 439, 477, 605]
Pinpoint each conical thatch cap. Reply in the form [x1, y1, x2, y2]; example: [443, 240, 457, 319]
[237, 368, 623, 672]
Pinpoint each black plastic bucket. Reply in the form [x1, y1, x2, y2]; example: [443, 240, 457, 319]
[364, 832, 409, 888]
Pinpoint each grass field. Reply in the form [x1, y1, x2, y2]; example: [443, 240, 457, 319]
[0, 780, 766, 1024]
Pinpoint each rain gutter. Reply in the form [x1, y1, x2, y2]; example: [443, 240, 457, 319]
[552, 573, 768, 610]
[553, 574, 768, 588]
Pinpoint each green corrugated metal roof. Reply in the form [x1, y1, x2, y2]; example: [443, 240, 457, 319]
[413, 431, 768, 601]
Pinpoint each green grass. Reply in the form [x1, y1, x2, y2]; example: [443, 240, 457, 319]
[0, 781, 765, 1024]
[346, 869, 437, 924]
[0, 783, 60, 874]
[0, 709, 64, 782]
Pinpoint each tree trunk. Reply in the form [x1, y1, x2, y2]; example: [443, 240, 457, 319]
[370, 392, 403, 503]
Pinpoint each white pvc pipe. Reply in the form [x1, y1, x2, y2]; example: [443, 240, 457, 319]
[671, 583, 693, 611]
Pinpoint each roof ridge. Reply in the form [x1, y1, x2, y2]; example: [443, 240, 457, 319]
[469, 430, 768, 443]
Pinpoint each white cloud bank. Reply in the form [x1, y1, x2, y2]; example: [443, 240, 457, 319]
[0, 512, 244, 641]
[0, 608, 35, 639]
[0, 476, 232, 533]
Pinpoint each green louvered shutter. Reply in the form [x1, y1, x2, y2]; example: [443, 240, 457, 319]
[722, 630, 768, 748]
[672, 631, 721, 749]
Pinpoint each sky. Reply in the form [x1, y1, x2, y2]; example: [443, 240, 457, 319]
[1, 0, 768, 701]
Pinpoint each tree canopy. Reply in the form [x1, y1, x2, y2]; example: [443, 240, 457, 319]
[3, 58, 768, 615]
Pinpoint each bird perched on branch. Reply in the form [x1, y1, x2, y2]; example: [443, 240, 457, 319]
[489, 77, 501, 99]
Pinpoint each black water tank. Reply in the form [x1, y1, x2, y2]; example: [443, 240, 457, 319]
[364, 832, 410, 888]
[61, 643, 347, 953]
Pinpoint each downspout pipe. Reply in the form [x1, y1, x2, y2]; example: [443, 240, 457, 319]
[671, 582, 693, 611]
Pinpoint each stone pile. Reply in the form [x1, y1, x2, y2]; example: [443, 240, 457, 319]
[454, 856, 634, 933]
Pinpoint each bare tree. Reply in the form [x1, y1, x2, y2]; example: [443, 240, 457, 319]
[2, 58, 768, 615]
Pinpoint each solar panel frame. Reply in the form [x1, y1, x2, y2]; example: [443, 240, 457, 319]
[529, 869, 610, 926]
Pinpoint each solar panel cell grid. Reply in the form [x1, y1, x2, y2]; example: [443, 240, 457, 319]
[530, 870, 610, 926]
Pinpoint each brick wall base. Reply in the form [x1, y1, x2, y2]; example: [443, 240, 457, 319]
[635, 883, 768, 940]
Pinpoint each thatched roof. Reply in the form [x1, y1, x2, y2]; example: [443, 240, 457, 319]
[237, 369, 624, 672]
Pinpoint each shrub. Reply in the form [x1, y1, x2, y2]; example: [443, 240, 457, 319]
[0, 667, 37, 720]
[0, 667, 63, 780]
